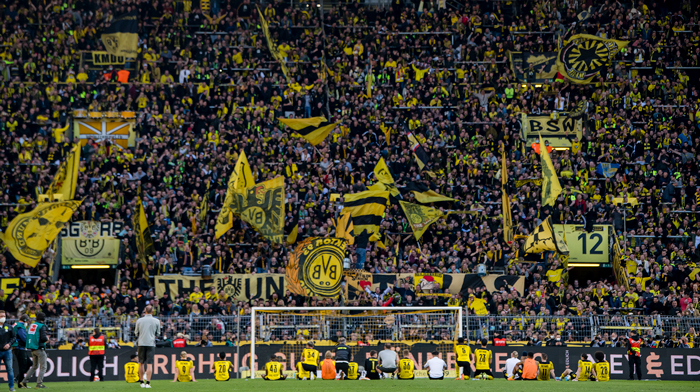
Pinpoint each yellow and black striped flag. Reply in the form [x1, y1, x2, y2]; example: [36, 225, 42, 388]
[286, 211, 299, 245]
[373, 157, 400, 197]
[48, 144, 80, 200]
[133, 197, 155, 265]
[399, 201, 444, 240]
[279, 117, 338, 146]
[101, 10, 138, 57]
[341, 190, 389, 237]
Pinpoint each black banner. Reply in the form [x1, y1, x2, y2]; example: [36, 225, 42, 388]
[7, 345, 698, 382]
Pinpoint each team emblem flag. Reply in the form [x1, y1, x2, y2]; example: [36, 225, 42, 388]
[524, 216, 569, 255]
[557, 34, 628, 84]
[399, 201, 444, 240]
[215, 151, 254, 239]
[101, 10, 138, 57]
[235, 176, 285, 244]
[286, 238, 346, 298]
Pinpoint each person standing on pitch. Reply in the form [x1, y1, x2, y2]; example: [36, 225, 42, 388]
[0, 310, 15, 392]
[24, 312, 48, 389]
[333, 337, 352, 379]
[135, 305, 161, 388]
[88, 327, 106, 381]
[626, 334, 642, 380]
[12, 315, 30, 389]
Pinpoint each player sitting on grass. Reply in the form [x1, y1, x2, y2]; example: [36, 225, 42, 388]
[296, 361, 311, 380]
[321, 351, 336, 380]
[173, 351, 196, 382]
[503, 351, 520, 380]
[396, 350, 415, 380]
[300, 341, 320, 380]
[454, 337, 474, 380]
[473, 339, 493, 380]
[212, 352, 233, 381]
[264, 355, 286, 381]
[362, 351, 380, 380]
[424, 351, 447, 380]
[591, 351, 610, 382]
[536, 353, 556, 381]
[560, 353, 592, 381]
[125, 355, 140, 383]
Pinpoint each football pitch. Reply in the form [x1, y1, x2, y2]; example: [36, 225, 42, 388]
[38, 379, 699, 392]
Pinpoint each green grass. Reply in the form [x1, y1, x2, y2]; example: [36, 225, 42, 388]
[37, 379, 699, 392]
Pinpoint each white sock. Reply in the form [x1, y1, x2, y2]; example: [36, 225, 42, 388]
[360, 370, 366, 379]
[302, 377, 307, 380]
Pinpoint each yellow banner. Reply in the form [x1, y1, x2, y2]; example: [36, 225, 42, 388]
[524, 216, 569, 255]
[48, 144, 80, 200]
[557, 34, 629, 84]
[286, 238, 346, 298]
[235, 176, 285, 244]
[215, 151, 255, 239]
[91, 51, 125, 65]
[540, 134, 562, 207]
[399, 201, 444, 240]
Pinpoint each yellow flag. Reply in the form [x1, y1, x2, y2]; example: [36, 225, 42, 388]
[524, 216, 569, 255]
[333, 214, 354, 245]
[279, 117, 337, 146]
[215, 151, 254, 239]
[342, 190, 389, 237]
[48, 144, 81, 200]
[540, 134, 562, 207]
[257, 7, 291, 83]
[399, 201, 444, 240]
[1, 201, 81, 267]
[237, 176, 286, 244]
[412, 190, 455, 204]
[373, 158, 400, 197]
[502, 151, 513, 243]
[133, 197, 155, 265]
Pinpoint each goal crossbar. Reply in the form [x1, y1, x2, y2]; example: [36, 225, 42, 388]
[250, 306, 463, 379]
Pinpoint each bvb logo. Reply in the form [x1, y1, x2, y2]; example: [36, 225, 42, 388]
[302, 239, 344, 296]
[243, 206, 266, 227]
[217, 276, 242, 298]
[560, 37, 617, 81]
[12, 202, 78, 259]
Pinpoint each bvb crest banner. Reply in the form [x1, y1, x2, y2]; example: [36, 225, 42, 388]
[524, 216, 569, 255]
[1, 201, 81, 267]
[557, 34, 628, 84]
[61, 220, 120, 265]
[215, 151, 254, 239]
[286, 238, 346, 298]
[101, 10, 139, 57]
[399, 201, 444, 240]
[234, 176, 285, 244]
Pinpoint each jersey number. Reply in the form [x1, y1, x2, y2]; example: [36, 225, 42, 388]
[219, 364, 227, 373]
[270, 364, 277, 372]
[181, 366, 187, 375]
[479, 354, 486, 362]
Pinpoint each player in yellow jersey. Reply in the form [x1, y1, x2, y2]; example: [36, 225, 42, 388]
[560, 353, 593, 381]
[347, 362, 359, 380]
[473, 339, 493, 380]
[396, 350, 415, 380]
[296, 361, 311, 380]
[536, 353, 555, 381]
[172, 351, 196, 382]
[211, 352, 233, 381]
[454, 337, 475, 380]
[591, 352, 610, 382]
[264, 355, 286, 381]
[125, 355, 140, 383]
[300, 341, 320, 380]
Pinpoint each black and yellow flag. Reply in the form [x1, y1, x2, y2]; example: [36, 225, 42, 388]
[257, 7, 291, 84]
[199, 189, 209, 223]
[133, 197, 155, 265]
[236, 176, 285, 244]
[286, 211, 299, 245]
[540, 134, 562, 207]
[407, 132, 430, 171]
[373, 158, 400, 197]
[399, 201, 444, 240]
[101, 10, 138, 57]
[342, 190, 389, 237]
[515, 178, 543, 187]
[1, 201, 81, 267]
[285, 237, 346, 298]
[556, 34, 628, 84]
[524, 216, 569, 255]
[279, 117, 338, 146]
[215, 151, 254, 239]
[48, 144, 80, 200]
[333, 213, 354, 245]
[412, 190, 455, 204]
[501, 151, 514, 243]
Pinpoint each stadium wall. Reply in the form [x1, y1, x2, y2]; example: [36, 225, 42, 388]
[11, 345, 699, 382]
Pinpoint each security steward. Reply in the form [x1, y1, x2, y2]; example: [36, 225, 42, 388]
[626, 334, 642, 380]
[12, 315, 31, 388]
[88, 328, 106, 381]
[173, 333, 186, 348]
[333, 337, 352, 379]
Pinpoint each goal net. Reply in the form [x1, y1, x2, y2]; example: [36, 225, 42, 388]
[249, 306, 463, 379]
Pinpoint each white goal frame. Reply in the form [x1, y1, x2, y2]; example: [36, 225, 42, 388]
[250, 306, 463, 379]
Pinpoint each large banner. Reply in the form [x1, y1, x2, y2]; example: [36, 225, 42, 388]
[73, 119, 136, 149]
[557, 34, 629, 84]
[553, 224, 610, 264]
[154, 274, 286, 301]
[343, 272, 525, 299]
[0, 277, 19, 299]
[521, 113, 583, 148]
[286, 238, 346, 298]
[12, 346, 698, 382]
[61, 221, 122, 265]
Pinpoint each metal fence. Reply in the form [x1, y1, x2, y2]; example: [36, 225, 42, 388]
[11, 313, 698, 346]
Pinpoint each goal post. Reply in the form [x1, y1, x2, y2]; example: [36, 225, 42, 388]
[250, 306, 463, 379]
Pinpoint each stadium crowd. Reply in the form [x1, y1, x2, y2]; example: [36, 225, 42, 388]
[0, 0, 699, 348]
